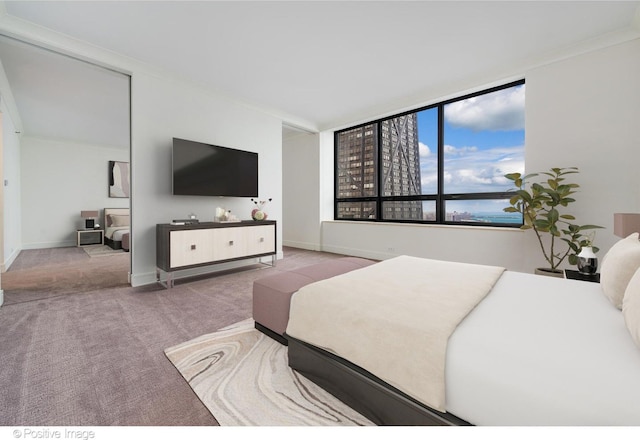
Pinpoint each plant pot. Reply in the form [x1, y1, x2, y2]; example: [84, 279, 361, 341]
[534, 268, 565, 278]
[577, 246, 598, 275]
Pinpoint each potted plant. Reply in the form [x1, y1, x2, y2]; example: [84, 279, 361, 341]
[503, 167, 603, 276]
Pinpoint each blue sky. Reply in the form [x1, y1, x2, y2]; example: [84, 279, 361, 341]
[416, 84, 525, 214]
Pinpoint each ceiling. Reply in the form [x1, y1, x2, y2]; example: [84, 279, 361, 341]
[0, 34, 130, 148]
[1, 1, 639, 145]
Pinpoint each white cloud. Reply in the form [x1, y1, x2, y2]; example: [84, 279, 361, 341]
[419, 142, 431, 157]
[444, 85, 525, 131]
[417, 143, 525, 194]
[444, 144, 478, 156]
[442, 144, 524, 193]
[421, 172, 438, 188]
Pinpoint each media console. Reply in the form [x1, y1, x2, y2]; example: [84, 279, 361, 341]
[156, 220, 276, 288]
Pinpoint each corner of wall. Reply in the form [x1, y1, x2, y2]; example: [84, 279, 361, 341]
[633, 4, 640, 31]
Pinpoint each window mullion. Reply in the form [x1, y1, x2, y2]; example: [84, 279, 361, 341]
[376, 121, 382, 220]
[436, 104, 444, 223]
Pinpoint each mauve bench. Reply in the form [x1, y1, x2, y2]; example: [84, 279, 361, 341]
[253, 256, 376, 344]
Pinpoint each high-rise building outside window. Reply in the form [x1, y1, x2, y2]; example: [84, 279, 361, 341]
[334, 80, 525, 226]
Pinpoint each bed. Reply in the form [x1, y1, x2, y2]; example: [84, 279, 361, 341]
[103, 208, 130, 251]
[285, 234, 640, 426]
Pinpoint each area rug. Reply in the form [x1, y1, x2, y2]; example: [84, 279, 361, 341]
[164, 319, 374, 426]
[82, 245, 125, 257]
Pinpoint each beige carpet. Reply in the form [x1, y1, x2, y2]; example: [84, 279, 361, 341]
[165, 319, 374, 426]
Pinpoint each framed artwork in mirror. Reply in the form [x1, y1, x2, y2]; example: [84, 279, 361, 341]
[109, 160, 130, 198]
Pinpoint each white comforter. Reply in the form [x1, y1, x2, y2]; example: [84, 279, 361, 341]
[286, 255, 505, 412]
[447, 271, 640, 425]
[105, 226, 129, 241]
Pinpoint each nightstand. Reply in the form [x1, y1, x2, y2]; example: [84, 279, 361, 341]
[77, 229, 104, 247]
[564, 269, 600, 283]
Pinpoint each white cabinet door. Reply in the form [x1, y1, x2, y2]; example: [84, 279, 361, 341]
[169, 229, 216, 268]
[168, 223, 275, 269]
[212, 227, 246, 261]
[245, 225, 275, 255]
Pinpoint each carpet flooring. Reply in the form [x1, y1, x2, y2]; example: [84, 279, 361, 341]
[165, 318, 373, 426]
[2, 247, 130, 305]
[0, 246, 351, 426]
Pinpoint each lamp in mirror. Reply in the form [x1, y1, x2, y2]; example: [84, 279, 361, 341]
[81, 210, 99, 230]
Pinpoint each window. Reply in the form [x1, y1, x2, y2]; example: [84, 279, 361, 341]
[334, 80, 525, 226]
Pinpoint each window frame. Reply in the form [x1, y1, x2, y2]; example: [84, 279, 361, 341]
[334, 79, 525, 227]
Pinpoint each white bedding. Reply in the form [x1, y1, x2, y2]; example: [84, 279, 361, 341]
[287, 255, 505, 412]
[105, 226, 129, 241]
[447, 270, 640, 425]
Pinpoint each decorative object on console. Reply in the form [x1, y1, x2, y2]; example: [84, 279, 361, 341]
[504, 167, 603, 276]
[614, 213, 640, 238]
[251, 198, 272, 221]
[173, 218, 199, 225]
[109, 160, 130, 198]
[213, 208, 239, 223]
[215, 207, 230, 222]
[81, 210, 99, 230]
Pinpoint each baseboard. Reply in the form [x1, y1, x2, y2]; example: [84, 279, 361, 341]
[282, 240, 321, 251]
[2, 246, 22, 272]
[130, 252, 284, 287]
[320, 244, 392, 261]
[21, 240, 75, 250]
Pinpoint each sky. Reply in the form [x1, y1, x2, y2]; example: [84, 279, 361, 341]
[416, 84, 525, 214]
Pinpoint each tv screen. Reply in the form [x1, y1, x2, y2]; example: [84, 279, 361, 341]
[172, 138, 258, 197]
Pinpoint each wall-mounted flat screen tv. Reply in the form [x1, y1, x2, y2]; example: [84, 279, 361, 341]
[172, 137, 258, 197]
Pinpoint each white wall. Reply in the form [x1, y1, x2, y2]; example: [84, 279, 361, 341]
[282, 131, 321, 250]
[318, 38, 640, 273]
[20, 137, 128, 249]
[130, 71, 283, 286]
[523, 38, 640, 269]
[1, 100, 21, 271]
[0, 18, 283, 287]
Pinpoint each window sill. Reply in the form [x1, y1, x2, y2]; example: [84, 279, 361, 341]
[322, 219, 524, 233]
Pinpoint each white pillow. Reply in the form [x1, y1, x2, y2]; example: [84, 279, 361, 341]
[599, 233, 640, 310]
[109, 214, 129, 227]
[622, 268, 640, 349]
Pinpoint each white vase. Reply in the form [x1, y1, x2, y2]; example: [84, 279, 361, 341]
[577, 246, 598, 274]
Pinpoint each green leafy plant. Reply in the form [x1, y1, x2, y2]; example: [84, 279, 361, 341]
[504, 167, 603, 272]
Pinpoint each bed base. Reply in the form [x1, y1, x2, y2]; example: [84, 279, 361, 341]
[286, 336, 470, 426]
[104, 237, 122, 250]
[255, 322, 288, 346]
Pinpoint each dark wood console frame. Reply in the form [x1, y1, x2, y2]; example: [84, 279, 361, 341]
[156, 220, 276, 288]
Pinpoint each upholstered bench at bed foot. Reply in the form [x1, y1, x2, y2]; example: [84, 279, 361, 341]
[122, 233, 130, 252]
[253, 256, 375, 344]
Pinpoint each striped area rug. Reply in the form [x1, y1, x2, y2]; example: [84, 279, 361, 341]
[164, 319, 373, 426]
[82, 244, 125, 257]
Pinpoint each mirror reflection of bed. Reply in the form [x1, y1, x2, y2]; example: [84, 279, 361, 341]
[104, 208, 130, 252]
